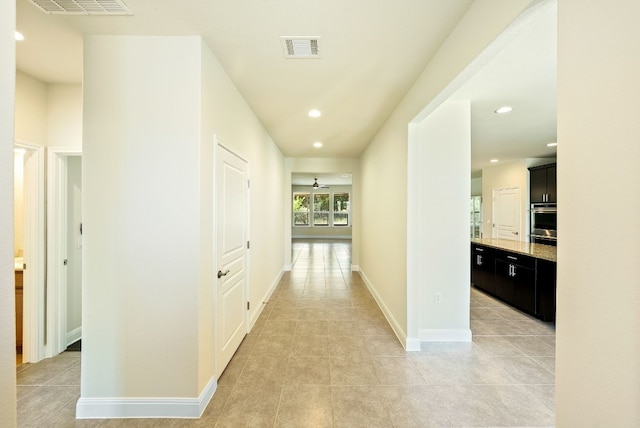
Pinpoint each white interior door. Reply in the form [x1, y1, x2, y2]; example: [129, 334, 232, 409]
[492, 187, 521, 241]
[215, 144, 249, 378]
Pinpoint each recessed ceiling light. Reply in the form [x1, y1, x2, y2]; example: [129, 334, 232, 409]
[495, 106, 513, 114]
[313, 142, 323, 148]
[308, 109, 321, 118]
[490, 159, 499, 163]
[15, 31, 24, 41]
[546, 142, 558, 147]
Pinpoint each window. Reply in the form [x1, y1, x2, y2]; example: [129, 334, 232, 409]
[293, 193, 310, 226]
[293, 190, 351, 228]
[313, 193, 330, 226]
[333, 192, 350, 226]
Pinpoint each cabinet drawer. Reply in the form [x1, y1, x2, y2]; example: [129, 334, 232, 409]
[495, 250, 535, 269]
[472, 244, 493, 255]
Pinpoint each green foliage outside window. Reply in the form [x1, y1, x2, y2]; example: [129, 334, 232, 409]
[293, 193, 310, 226]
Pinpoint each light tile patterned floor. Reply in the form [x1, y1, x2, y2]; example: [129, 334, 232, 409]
[16, 239, 555, 427]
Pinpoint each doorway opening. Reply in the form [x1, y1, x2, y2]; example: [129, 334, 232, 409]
[13, 141, 45, 365]
[47, 148, 83, 358]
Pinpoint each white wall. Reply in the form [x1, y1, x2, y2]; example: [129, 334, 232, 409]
[82, 36, 204, 403]
[200, 40, 285, 377]
[0, 1, 17, 425]
[15, 71, 82, 150]
[556, 0, 640, 425]
[407, 100, 471, 347]
[13, 152, 25, 256]
[360, 0, 536, 342]
[80, 35, 285, 418]
[47, 84, 83, 148]
[15, 71, 47, 146]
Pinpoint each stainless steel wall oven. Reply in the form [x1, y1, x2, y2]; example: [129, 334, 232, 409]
[530, 203, 557, 245]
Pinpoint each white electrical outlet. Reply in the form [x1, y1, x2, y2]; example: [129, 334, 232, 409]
[434, 293, 442, 303]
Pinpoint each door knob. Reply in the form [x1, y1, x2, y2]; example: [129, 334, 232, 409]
[217, 269, 230, 279]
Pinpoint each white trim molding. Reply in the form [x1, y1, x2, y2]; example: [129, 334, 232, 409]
[249, 268, 284, 332]
[358, 269, 408, 349]
[291, 235, 352, 240]
[418, 328, 472, 342]
[350, 264, 360, 272]
[405, 337, 421, 352]
[66, 327, 82, 347]
[76, 377, 217, 419]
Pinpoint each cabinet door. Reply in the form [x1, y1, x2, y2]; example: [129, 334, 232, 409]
[545, 165, 557, 203]
[473, 252, 495, 294]
[529, 168, 548, 203]
[472, 245, 495, 294]
[512, 263, 536, 314]
[494, 259, 513, 302]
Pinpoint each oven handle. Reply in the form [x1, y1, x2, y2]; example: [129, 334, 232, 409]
[531, 234, 557, 241]
[531, 207, 557, 213]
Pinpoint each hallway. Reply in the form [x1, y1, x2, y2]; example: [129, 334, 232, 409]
[16, 239, 555, 427]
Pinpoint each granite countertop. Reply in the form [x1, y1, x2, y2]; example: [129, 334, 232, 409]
[471, 238, 557, 262]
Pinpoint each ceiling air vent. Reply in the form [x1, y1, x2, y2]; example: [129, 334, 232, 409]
[280, 36, 321, 59]
[27, 0, 133, 15]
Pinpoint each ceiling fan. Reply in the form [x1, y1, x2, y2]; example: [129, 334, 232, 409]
[312, 178, 329, 189]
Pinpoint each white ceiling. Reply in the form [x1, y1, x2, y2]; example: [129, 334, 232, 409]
[15, 0, 557, 176]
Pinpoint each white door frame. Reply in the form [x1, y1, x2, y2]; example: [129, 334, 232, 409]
[47, 146, 82, 357]
[14, 141, 46, 363]
[213, 135, 250, 377]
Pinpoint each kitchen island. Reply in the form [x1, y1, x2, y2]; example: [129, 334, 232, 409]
[471, 238, 556, 322]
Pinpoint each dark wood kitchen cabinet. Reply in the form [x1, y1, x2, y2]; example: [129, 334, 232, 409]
[471, 244, 495, 295]
[470, 242, 556, 322]
[529, 163, 556, 203]
[494, 251, 536, 315]
[536, 259, 557, 322]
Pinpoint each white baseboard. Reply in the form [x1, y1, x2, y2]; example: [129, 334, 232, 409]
[66, 327, 82, 347]
[419, 328, 472, 342]
[405, 337, 422, 352]
[358, 269, 408, 349]
[284, 264, 292, 271]
[249, 268, 284, 331]
[76, 376, 217, 419]
[351, 264, 360, 272]
[292, 235, 352, 240]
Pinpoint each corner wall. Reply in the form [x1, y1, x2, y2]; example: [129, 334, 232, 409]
[407, 101, 471, 346]
[360, 0, 536, 346]
[0, 1, 17, 425]
[81, 36, 202, 406]
[556, 1, 640, 425]
[79, 34, 285, 419]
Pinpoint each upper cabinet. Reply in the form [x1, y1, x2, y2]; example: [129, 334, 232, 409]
[529, 163, 556, 203]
